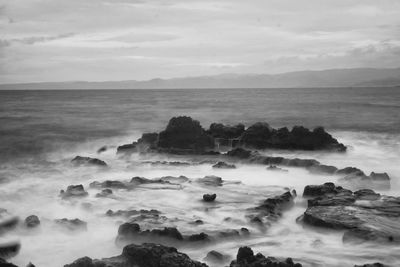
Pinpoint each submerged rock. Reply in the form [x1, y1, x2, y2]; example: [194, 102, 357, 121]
[60, 184, 89, 198]
[202, 194, 217, 202]
[55, 218, 87, 231]
[71, 156, 107, 167]
[229, 246, 302, 267]
[64, 243, 208, 267]
[301, 183, 400, 243]
[90, 180, 129, 189]
[95, 189, 113, 198]
[212, 161, 236, 169]
[24, 215, 40, 228]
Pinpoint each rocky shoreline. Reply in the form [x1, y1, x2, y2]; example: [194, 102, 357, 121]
[0, 116, 398, 267]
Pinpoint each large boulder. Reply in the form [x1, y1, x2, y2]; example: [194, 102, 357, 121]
[229, 246, 302, 267]
[64, 243, 208, 267]
[157, 116, 214, 152]
[301, 183, 400, 243]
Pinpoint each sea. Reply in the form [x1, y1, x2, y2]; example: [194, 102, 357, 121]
[0, 87, 399, 266]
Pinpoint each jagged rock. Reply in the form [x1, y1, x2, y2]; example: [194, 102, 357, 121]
[212, 161, 236, 169]
[60, 184, 88, 198]
[301, 183, 400, 243]
[117, 143, 138, 154]
[95, 189, 113, 198]
[204, 250, 230, 264]
[207, 123, 245, 139]
[137, 132, 159, 149]
[229, 246, 302, 267]
[203, 194, 217, 202]
[303, 182, 351, 198]
[226, 148, 252, 159]
[55, 218, 87, 231]
[0, 242, 20, 260]
[157, 116, 214, 153]
[64, 243, 208, 267]
[71, 156, 107, 167]
[196, 176, 223, 186]
[24, 215, 40, 228]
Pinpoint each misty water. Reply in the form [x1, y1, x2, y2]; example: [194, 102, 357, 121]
[0, 88, 399, 267]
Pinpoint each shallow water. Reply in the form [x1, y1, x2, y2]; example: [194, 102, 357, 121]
[0, 88, 399, 266]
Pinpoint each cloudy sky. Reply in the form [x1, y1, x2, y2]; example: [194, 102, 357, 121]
[1, 0, 400, 83]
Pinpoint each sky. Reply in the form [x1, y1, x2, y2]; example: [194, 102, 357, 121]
[1, 0, 400, 83]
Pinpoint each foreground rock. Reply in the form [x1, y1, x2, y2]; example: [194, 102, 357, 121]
[229, 246, 302, 267]
[64, 243, 208, 267]
[301, 183, 400, 243]
[71, 156, 107, 167]
[0, 242, 20, 260]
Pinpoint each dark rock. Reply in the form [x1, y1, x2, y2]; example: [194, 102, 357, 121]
[354, 263, 385, 267]
[303, 182, 347, 197]
[97, 146, 107, 154]
[188, 232, 209, 242]
[117, 143, 138, 154]
[157, 116, 214, 153]
[226, 148, 252, 159]
[95, 189, 113, 198]
[71, 156, 107, 167]
[286, 158, 319, 167]
[24, 215, 40, 228]
[130, 176, 167, 185]
[212, 161, 236, 169]
[196, 176, 223, 186]
[230, 246, 302, 267]
[65, 243, 208, 267]
[26, 262, 36, 267]
[204, 250, 230, 264]
[336, 167, 365, 176]
[0, 242, 20, 260]
[106, 209, 161, 218]
[55, 218, 87, 231]
[307, 164, 338, 174]
[189, 219, 204, 225]
[0, 258, 18, 267]
[203, 194, 217, 202]
[207, 123, 245, 139]
[148, 161, 191, 167]
[251, 191, 294, 222]
[116, 223, 183, 244]
[137, 132, 159, 149]
[60, 184, 88, 199]
[159, 176, 189, 183]
[90, 180, 129, 189]
[240, 122, 273, 149]
[301, 183, 400, 243]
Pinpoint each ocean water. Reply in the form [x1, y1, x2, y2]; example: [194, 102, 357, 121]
[0, 87, 399, 267]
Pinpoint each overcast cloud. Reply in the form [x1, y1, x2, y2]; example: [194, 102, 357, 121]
[1, 0, 400, 83]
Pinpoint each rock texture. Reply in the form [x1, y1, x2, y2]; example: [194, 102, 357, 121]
[71, 156, 107, 167]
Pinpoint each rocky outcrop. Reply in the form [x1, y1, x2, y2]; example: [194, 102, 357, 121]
[24, 215, 40, 228]
[55, 218, 87, 231]
[60, 184, 88, 198]
[64, 243, 208, 267]
[301, 183, 400, 243]
[248, 191, 295, 224]
[157, 116, 215, 153]
[202, 194, 217, 202]
[207, 123, 245, 139]
[71, 156, 107, 167]
[212, 161, 236, 169]
[229, 246, 302, 267]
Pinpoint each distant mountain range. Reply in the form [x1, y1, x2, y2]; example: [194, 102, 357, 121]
[1, 68, 400, 89]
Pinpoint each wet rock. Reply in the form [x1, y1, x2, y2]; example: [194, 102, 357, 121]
[55, 218, 87, 231]
[354, 263, 385, 267]
[64, 243, 208, 267]
[137, 132, 159, 149]
[204, 250, 230, 264]
[226, 148, 252, 159]
[188, 232, 210, 242]
[336, 167, 365, 176]
[203, 194, 217, 202]
[212, 161, 236, 169]
[157, 116, 215, 153]
[71, 156, 107, 167]
[0, 258, 18, 267]
[95, 189, 113, 198]
[117, 143, 138, 154]
[301, 183, 400, 243]
[303, 182, 350, 198]
[250, 191, 295, 223]
[0, 242, 20, 260]
[229, 246, 302, 267]
[97, 146, 107, 154]
[207, 123, 245, 139]
[307, 164, 338, 174]
[24, 215, 40, 228]
[60, 184, 88, 198]
[116, 223, 183, 244]
[90, 180, 129, 189]
[196, 176, 223, 186]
